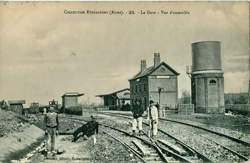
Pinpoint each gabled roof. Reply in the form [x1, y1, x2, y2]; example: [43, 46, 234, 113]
[96, 88, 130, 97]
[129, 62, 179, 81]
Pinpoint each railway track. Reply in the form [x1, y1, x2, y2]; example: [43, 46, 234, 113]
[66, 115, 211, 163]
[18, 113, 248, 163]
[102, 129, 165, 163]
[96, 111, 250, 162]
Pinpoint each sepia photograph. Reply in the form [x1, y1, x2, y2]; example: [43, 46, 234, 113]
[0, 1, 249, 163]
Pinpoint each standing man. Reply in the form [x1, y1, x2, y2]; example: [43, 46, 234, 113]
[44, 106, 59, 154]
[131, 99, 144, 136]
[147, 100, 159, 138]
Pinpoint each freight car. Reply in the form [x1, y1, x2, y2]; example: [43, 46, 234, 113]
[28, 102, 40, 114]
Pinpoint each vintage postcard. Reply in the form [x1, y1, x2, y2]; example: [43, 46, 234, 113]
[0, 2, 249, 163]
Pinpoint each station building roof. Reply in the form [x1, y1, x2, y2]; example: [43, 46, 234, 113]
[96, 88, 130, 100]
[129, 62, 179, 81]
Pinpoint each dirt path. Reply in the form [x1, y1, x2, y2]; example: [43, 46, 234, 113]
[0, 125, 44, 162]
[37, 135, 92, 163]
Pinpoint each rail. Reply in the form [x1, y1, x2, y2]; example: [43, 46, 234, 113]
[66, 115, 211, 163]
[97, 111, 249, 162]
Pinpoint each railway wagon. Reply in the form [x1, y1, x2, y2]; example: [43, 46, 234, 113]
[28, 102, 40, 114]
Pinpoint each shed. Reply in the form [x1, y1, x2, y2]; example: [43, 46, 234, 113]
[97, 88, 130, 110]
[62, 92, 84, 109]
[8, 100, 26, 115]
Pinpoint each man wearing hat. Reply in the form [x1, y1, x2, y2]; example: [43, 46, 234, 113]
[147, 100, 159, 138]
[44, 106, 59, 154]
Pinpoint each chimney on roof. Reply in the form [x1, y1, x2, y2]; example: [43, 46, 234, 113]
[141, 60, 147, 72]
[154, 52, 161, 67]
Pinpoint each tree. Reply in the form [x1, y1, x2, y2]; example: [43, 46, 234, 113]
[181, 90, 191, 104]
[235, 94, 248, 104]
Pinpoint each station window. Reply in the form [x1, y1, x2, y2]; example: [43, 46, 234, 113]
[209, 79, 217, 85]
[160, 67, 165, 72]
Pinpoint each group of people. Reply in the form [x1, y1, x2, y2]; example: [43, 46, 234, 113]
[131, 100, 159, 138]
[43, 99, 159, 155]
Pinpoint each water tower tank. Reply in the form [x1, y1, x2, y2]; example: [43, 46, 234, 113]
[192, 41, 222, 73]
[191, 41, 225, 114]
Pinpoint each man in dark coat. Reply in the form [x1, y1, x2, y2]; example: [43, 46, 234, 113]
[72, 115, 98, 145]
[131, 99, 144, 135]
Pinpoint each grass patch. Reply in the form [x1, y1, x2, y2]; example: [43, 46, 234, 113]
[3, 136, 46, 163]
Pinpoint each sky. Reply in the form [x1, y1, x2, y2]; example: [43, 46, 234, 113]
[0, 2, 249, 105]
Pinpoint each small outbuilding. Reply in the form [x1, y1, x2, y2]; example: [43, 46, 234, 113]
[62, 92, 84, 109]
[97, 88, 130, 110]
[8, 100, 26, 115]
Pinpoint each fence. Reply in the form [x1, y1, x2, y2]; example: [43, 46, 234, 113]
[64, 106, 82, 115]
[225, 104, 250, 115]
[177, 104, 194, 115]
[97, 105, 131, 111]
[93, 106, 109, 112]
[159, 104, 178, 117]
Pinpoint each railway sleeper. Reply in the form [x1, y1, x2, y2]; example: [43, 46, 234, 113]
[132, 140, 152, 156]
[147, 152, 159, 157]
[145, 156, 161, 161]
[147, 161, 164, 163]
[164, 157, 181, 163]
[132, 141, 163, 162]
[158, 139, 188, 156]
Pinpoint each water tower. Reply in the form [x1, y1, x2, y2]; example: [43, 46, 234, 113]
[191, 41, 225, 113]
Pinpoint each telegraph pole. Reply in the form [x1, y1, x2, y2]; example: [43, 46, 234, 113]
[158, 87, 163, 117]
[186, 65, 192, 104]
[158, 87, 163, 105]
[248, 15, 250, 104]
[248, 49, 250, 103]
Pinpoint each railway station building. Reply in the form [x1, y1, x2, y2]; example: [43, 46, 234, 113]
[129, 53, 179, 110]
[97, 88, 131, 110]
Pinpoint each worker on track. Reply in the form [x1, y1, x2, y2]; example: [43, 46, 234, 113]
[147, 100, 159, 138]
[131, 99, 144, 136]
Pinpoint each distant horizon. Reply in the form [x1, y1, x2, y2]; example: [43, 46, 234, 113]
[5, 86, 249, 106]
